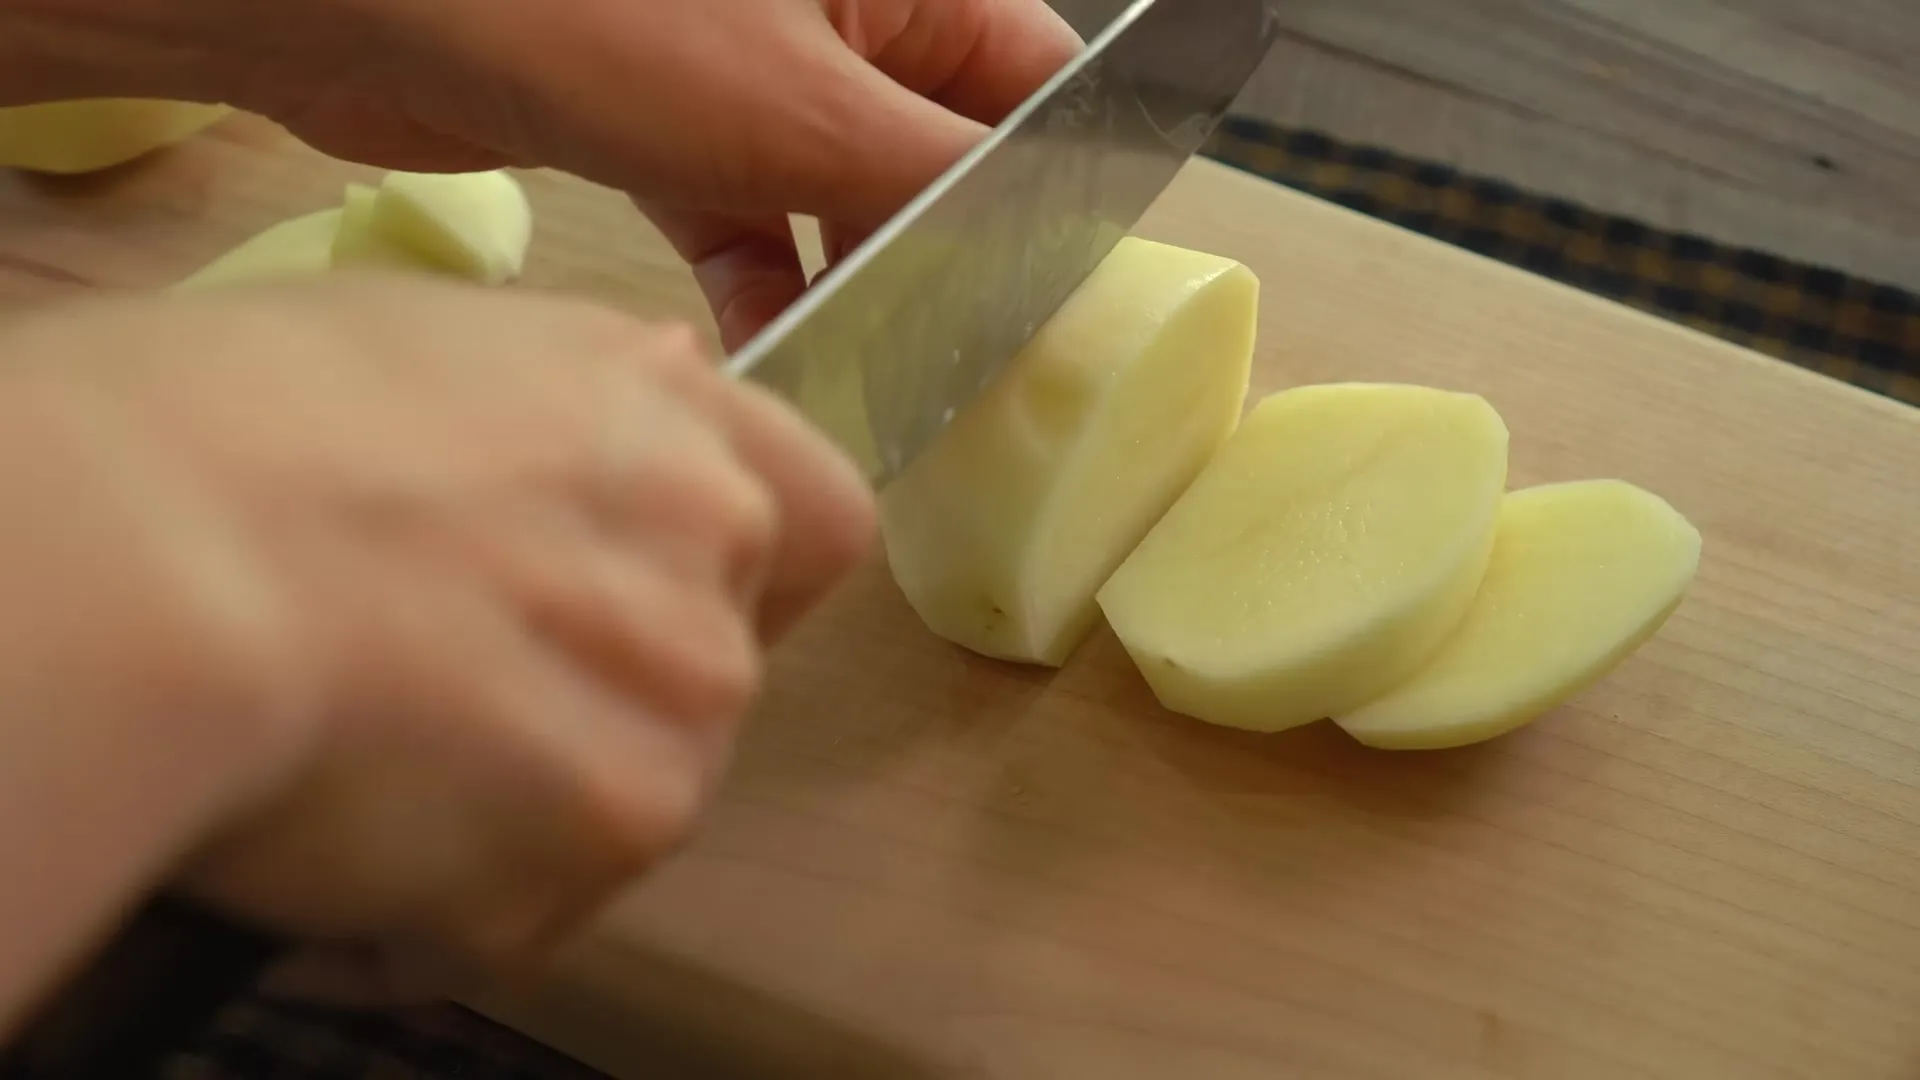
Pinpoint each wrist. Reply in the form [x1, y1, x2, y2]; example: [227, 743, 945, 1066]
[0, 305, 323, 1030]
[0, 307, 319, 805]
[0, 305, 321, 877]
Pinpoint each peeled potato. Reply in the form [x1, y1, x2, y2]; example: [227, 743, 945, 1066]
[0, 99, 229, 174]
[880, 237, 1259, 666]
[1336, 480, 1701, 750]
[330, 182, 422, 270]
[173, 208, 344, 291]
[369, 170, 533, 285]
[1097, 383, 1509, 732]
[176, 170, 534, 289]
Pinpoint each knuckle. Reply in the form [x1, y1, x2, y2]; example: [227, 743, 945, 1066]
[564, 716, 716, 886]
[590, 758, 706, 874]
[738, 383, 877, 571]
[452, 902, 568, 976]
[446, 909, 529, 972]
[560, 305, 714, 387]
[601, 316, 714, 380]
[672, 453, 779, 594]
[814, 471, 878, 576]
[643, 321, 713, 369]
[659, 599, 764, 726]
[707, 461, 781, 562]
[561, 296, 658, 347]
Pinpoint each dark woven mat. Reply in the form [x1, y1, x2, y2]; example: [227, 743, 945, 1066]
[1207, 117, 1920, 408]
[158, 117, 1919, 1080]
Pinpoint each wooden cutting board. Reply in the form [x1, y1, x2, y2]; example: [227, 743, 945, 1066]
[5, 116, 1920, 1079]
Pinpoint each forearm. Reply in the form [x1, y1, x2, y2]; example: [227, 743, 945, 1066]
[0, 313, 305, 1039]
[0, 0, 227, 106]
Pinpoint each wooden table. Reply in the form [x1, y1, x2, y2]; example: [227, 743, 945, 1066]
[6, 115, 1920, 1080]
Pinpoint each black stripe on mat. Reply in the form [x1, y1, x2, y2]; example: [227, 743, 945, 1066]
[1203, 117, 1920, 409]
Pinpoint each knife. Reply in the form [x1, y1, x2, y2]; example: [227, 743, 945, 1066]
[730, 0, 1279, 488]
[0, 1, 1277, 1074]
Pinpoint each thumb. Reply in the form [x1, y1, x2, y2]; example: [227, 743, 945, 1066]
[762, 0, 1086, 226]
[766, 0, 1084, 228]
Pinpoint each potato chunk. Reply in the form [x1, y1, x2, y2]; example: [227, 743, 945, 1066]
[1097, 383, 1509, 732]
[369, 170, 533, 285]
[1336, 480, 1701, 749]
[173, 208, 345, 291]
[880, 237, 1259, 666]
[330, 182, 421, 270]
[175, 170, 533, 290]
[0, 99, 229, 174]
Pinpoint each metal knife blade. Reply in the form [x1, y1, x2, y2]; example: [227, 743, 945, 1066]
[725, 0, 1279, 489]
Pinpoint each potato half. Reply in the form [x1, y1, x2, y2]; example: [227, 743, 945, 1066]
[0, 99, 229, 174]
[880, 236, 1259, 666]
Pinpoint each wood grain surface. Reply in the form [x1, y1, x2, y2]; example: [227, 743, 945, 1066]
[1054, 0, 1920, 293]
[5, 118, 1920, 1079]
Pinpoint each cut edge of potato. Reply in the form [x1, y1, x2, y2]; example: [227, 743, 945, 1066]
[878, 236, 1259, 668]
[172, 207, 345, 292]
[331, 181, 426, 271]
[1010, 249, 1259, 665]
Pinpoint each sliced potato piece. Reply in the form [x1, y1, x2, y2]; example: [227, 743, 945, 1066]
[1336, 480, 1701, 750]
[173, 208, 343, 291]
[0, 99, 230, 174]
[178, 169, 536, 290]
[330, 182, 424, 270]
[880, 236, 1259, 666]
[1097, 383, 1509, 732]
[369, 170, 532, 284]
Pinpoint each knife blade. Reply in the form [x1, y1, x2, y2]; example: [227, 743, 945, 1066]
[727, 0, 1280, 489]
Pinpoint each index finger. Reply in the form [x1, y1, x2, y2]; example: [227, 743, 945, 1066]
[636, 203, 809, 353]
[653, 344, 877, 641]
[871, 0, 1085, 124]
[718, 380, 877, 641]
[811, 0, 1083, 276]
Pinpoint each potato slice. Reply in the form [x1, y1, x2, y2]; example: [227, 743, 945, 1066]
[330, 182, 425, 271]
[178, 171, 533, 290]
[880, 237, 1258, 666]
[173, 208, 344, 291]
[0, 99, 229, 174]
[1336, 480, 1701, 750]
[369, 170, 533, 284]
[1097, 383, 1509, 732]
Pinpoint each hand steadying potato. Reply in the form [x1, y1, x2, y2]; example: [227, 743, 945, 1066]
[0, 278, 872, 1024]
